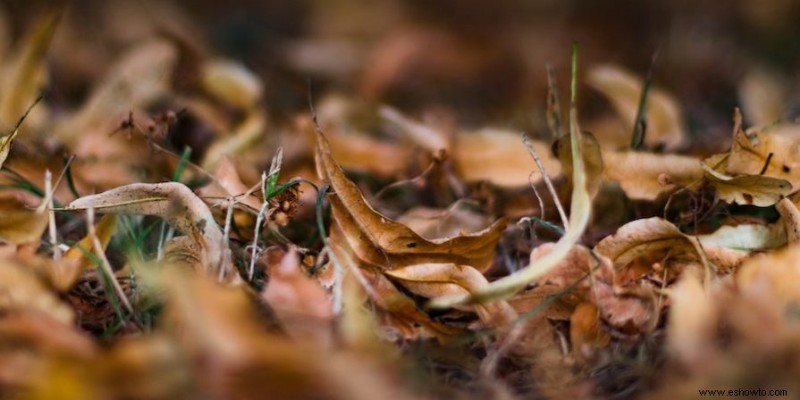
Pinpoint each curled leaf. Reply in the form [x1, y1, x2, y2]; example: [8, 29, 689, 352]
[67, 182, 230, 276]
[316, 131, 506, 272]
[702, 162, 791, 206]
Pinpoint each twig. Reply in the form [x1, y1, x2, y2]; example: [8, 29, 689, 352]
[522, 133, 569, 229]
[218, 195, 237, 282]
[248, 172, 271, 281]
[44, 170, 60, 262]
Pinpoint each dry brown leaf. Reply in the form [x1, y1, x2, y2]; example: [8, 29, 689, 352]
[328, 223, 461, 339]
[570, 302, 611, 361]
[384, 263, 517, 326]
[702, 162, 791, 206]
[602, 150, 703, 201]
[666, 271, 716, 368]
[697, 221, 785, 251]
[379, 105, 451, 153]
[777, 197, 800, 243]
[201, 111, 267, 171]
[149, 268, 417, 400]
[586, 64, 686, 150]
[57, 214, 118, 291]
[726, 122, 800, 188]
[198, 155, 263, 212]
[262, 249, 334, 347]
[298, 115, 413, 178]
[55, 39, 177, 144]
[0, 195, 48, 245]
[594, 217, 707, 275]
[316, 130, 507, 272]
[452, 128, 562, 187]
[396, 204, 492, 241]
[67, 182, 231, 277]
[0, 259, 74, 324]
[739, 67, 785, 126]
[0, 10, 58, 129]
[200, 59, 263, 110]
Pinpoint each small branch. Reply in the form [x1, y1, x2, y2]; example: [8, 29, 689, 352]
[522, 133, 569, 229]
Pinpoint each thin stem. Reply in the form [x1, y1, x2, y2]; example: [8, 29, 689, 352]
[522, 133, 569, 228]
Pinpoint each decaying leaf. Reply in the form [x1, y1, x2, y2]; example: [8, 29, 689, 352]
[200, 59, 263, 110]
[396, 203, 492, 241]
[726, 120, 800, 188]
[665, 271, 716, 368]
[0, 196, 48, 245]
[57, 214, 118, 291]
[452, 128, 561, 187]
[602, 150, 703, 200]
[586, 64, 686, 150]
[739, 67, 785, 126]
[0, 10, 58, 129]
[697, 221, 785, 251]
[776, 197, 800, 243]
[316, 130, 507, 272]
[262, 249, 334, 347]
[379, 105, 451, 153]
[570, 302, 611, 361]
[55, 39, 177, 144]
[384, 263, 517, 326]
[66, 182, 231, 277]
[201, 111, 267, 171]
[702, 162, 791, 206]
[0, 259, 74, 324]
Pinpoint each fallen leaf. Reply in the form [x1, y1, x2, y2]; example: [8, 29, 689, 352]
[726, 120, 800, 188]
[396, 203, 492, 241]
[385, 263, 517, 326]
[570, 302, 611, 361]
[55, 39, 177, 145]
[0, 259, 74, 324]
[316, 130, 507, 273]
[0, 195, 48, 245]
[452, 128, 562, 188]
[200, 59, 263, 110]
[602, 150, 703, 200]
[58, 214, 118, 291]
[66, 182, 231, 277]
[262, 249, 334, 347]
[702, 162, 791, 206]
[697, 221, 785, 251]
[0, 10, 58, 128]
[739, 67, 785, 127]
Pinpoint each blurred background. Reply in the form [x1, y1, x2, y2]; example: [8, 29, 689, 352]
[4, 0, 800, 148]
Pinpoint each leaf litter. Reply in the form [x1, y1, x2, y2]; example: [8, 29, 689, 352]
[2, 3, 800, 399]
